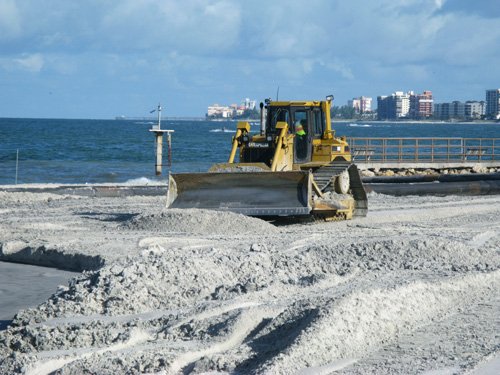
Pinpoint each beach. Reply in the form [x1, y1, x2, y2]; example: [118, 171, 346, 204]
[0, 187, 499, 374]
[0, 262, 77, 331]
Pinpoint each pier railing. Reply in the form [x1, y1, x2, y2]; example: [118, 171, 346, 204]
[348, 138, 500, 166]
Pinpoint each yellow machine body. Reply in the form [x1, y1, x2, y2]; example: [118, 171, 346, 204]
[167, 98, 367, 220]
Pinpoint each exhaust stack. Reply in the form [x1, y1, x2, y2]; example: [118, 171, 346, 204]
[259, 101, 265, 136]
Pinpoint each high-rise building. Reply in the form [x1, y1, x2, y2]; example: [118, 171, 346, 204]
[348, 96, 372, 113]
[451, 101, 465, 118]
[207, 104, 234, 118]
[409, 90, 433, 119]
[377, 91, 410, 120]
[434, 101, 464, 120]
[207, 98, 257, 118]
[485, 89, 500, 120]
[377, 96, 389, 120]
[434, 103, 448, 120]
[243, 98, 256, 110]
[465, 101, 486, 119]
[433, 100, 484, 120]
[398, 92, 411, 118]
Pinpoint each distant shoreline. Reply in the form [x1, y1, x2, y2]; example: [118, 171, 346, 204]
[0, 116, 497, 124]
[333, 119, 500, 125]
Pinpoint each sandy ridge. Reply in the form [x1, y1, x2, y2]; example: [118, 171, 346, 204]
[0, 191, 499, 374]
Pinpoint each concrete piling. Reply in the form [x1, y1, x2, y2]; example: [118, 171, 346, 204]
[150, 129, 174, 176]
[149, 103, 174, 176]
[155, 133, 163, 176]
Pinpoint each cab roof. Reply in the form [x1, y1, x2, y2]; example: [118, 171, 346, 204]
[268, 101, 326, 107]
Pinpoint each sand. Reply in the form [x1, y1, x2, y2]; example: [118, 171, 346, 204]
[0, 188, 499, 374]
[0, 262, 78, 329]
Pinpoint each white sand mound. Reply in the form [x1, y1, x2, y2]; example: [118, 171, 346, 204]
[2, 235, 499, 374]
[122, 208, 278, 234]
[0, 193, 499, 374]
[260, 272, 499, 374]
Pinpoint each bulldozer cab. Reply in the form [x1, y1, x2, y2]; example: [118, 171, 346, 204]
[266, 103, 327, 164]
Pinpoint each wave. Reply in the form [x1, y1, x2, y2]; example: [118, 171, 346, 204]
[123, 177, 159, 185]
[348, 123, 372, 127]
[209, 128, 236, 133]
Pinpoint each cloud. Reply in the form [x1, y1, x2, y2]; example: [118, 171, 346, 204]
[0, 0, 499, 118]
[14, 53, 44, 72]
[0, 53, 44, 72]
[323, 59, 354, 80]
[98, 0, 241, 54]
[0, 0, 454, 66]
[0, 0, 21, 40]
[438, 0, 500, 19]
[0, 0, 242, 55]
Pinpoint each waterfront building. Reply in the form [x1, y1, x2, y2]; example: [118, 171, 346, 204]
[206, 98, 257, 119]
[348, 98, 360, 112]
[377, 91, 410, 120]
[409, 90, 433, 119]
[452, 101, 465, 118]
[243, 98, 256, 110]
[485, 89, 500, 120]
[433, 103, 449, 120]
[377, 96, 389, 120]
[434, 100, 486, 120]
[465, 101, 486, 120]
[207, 104, 234, 118]
[348, 96, 372, 113]
[434, 101, 464, 120]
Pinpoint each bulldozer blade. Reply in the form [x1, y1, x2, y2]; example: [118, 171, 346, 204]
[347, 164, 368, 217]
[167, 171, 312, 216]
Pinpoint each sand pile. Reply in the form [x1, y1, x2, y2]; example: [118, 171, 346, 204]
[0, 191, 499, 374]
[11, 235, 496, 324]
[122, 208, 278, 234]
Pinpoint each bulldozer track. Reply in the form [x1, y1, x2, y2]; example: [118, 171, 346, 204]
[313, 161, 352, 190]
[313, 161, 368, 217]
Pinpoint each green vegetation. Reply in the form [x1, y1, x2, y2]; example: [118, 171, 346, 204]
[331, 105, 376, 120]
[331, 105, 355, 119]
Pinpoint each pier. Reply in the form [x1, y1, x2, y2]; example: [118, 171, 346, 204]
[349, 137, 500, 169]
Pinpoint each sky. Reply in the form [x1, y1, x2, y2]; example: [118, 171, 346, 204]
[0, 0, 499, 119]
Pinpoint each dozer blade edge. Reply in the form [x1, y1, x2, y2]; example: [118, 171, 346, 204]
[167, 171, 312, 216]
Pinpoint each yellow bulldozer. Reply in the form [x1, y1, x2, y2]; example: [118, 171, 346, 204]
[166, 96, 367, 220]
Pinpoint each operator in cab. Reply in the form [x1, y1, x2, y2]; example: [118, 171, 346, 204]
[295, 121, 306, 136]
[294, 120, 308, 160]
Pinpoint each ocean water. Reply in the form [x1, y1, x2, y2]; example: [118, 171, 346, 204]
[1, 118, 499, 185]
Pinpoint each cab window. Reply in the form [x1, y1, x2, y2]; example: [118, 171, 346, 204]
[312, 109, 324, 136]
[267, 107, 290, 134]
[293, 110, 308, 133]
